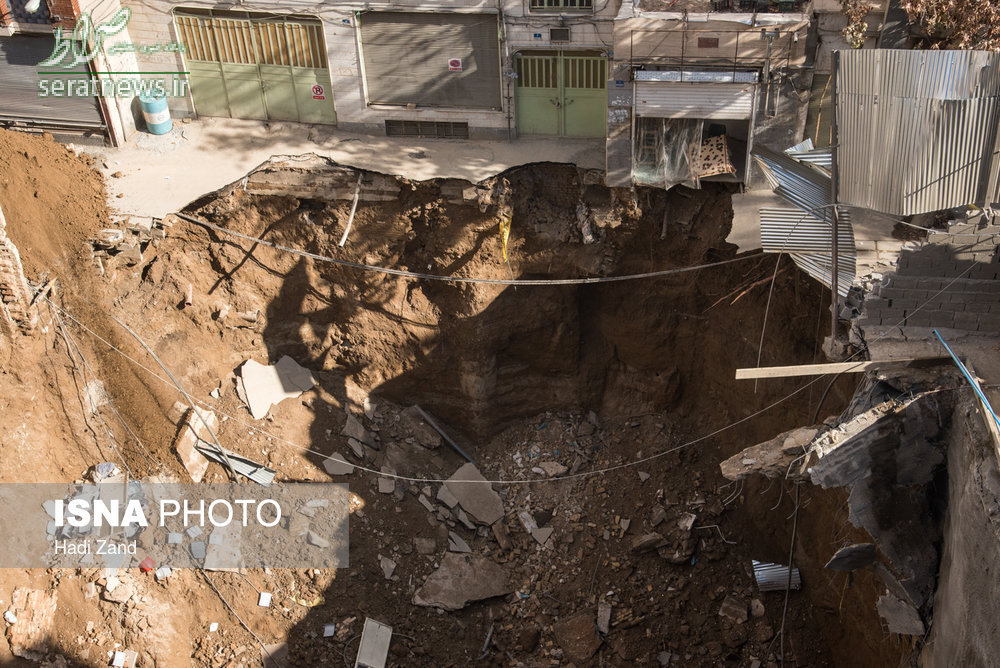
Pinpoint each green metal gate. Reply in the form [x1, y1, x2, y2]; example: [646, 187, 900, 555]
[515, 51, 606, 138]
[175, 11, 336, 125]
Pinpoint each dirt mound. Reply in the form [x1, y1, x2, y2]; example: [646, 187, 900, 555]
[0, 128, 110, 277]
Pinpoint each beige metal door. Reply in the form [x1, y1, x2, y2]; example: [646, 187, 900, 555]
[175, 11, 336, 125]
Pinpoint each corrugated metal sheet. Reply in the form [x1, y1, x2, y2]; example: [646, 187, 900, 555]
[754, 146, 857, 296]
[753, 145, 843, 224]
[196, 444, 277, 486]
[760, 208, 855, 254]
[785, 148, 833, 174]
[836, 49, 1000, 215]
[753, 560, 802, 592]
[635, 82, 755, 119]
[789, 252, 856, 298]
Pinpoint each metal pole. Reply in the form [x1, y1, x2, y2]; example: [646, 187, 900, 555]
[829, 50, 841, 343]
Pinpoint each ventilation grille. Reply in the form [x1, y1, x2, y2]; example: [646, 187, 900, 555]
[385, 120, 470, 138]
[550, 28, 570, 42]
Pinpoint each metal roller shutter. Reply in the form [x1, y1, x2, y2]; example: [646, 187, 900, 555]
[0, 34, 104, 129]
[360, 12, 501, 109]
[635, 82, 754, 119]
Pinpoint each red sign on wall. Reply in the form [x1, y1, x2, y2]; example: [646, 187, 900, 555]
[448, 58, 462, 72]
[312, 84, 325, 100]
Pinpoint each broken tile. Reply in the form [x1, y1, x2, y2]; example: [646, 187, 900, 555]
[638, 471, 650, 482]
[380, 556, 396, 579]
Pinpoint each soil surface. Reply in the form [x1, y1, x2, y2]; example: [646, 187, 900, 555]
[0, 128, 908, 667]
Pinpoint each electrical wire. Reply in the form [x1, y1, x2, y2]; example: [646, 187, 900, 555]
[174, 212, 760, 286]
[43, 255, 978, 486]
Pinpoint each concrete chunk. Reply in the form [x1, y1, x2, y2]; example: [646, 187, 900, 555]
[237, 356, 315, 420]
[447, 531, 471, 553]
[412, 553, 511, 611]
[445, 463, 504, 526]
[322, 453, 354, 476]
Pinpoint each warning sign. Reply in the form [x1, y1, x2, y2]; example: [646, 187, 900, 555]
[312, 84, 325, 100]
[448, 58, 462, 72]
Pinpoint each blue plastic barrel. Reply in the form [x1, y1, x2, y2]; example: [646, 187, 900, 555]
[140, 93, 172, 135]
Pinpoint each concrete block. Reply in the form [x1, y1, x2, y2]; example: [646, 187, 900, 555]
[953, 312, 981, 330]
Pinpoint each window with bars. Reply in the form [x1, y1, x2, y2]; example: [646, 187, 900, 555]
[174, 12, 328, 69]
[529, 0, 593, 12]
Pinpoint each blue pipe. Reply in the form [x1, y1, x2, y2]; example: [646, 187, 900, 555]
[933, 329, 1000, 431]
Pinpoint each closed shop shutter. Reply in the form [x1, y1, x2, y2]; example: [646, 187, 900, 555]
[634, 82, 754, 119]
[359, 12, 501, 109]
[0, 34, 104, 129]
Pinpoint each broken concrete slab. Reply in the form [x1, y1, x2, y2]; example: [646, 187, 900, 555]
[412, 553, 511, 611]
[174, 407, 217, 483]
[346, 437, 366, 459]
[720, 425, 819, 481]
[378, 467, 395, 494]
[877, 593, 925, 635]
[237, 356, 316, 420]
[448, 531, 471, 553]
[530, 527, 554, 545]
[418, 494, 435, 513]
[445, 463, 504, 526]
[436, 484, 460, 508]
[342, 412, 376, 447]
[456, 508, 476, 531]
[323, 453, 354, 476]
[553, 612, 602, 664]
[825, 543, 877, 571]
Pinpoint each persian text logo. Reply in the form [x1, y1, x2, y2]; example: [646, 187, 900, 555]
[39, 8, 130, 68]
[39, 8, 187, 68]
[37, 8, 190, 99]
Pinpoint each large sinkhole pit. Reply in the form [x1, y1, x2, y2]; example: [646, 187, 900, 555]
[102, 159, 900, 666]
[171, 160, 834, 443]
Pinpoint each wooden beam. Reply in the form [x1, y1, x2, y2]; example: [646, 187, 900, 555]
[737, 360, 897, 380]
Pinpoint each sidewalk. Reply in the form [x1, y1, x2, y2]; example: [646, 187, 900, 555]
[79, 117, 606, 220]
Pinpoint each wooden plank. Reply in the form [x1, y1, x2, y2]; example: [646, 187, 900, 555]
[736, 360, 908, 380]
